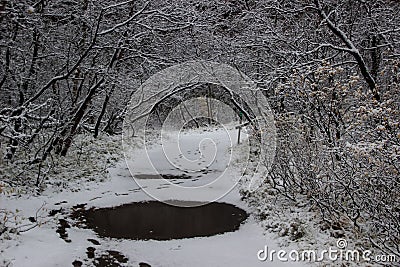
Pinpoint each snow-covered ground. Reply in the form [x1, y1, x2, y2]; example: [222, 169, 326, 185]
[125, 126, 252, 204]
[1, 127, 311, 267]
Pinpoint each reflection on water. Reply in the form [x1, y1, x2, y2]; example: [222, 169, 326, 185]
[75, 201, 248, 240]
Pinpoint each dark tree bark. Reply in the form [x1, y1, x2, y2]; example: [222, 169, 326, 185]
[60, 78, 104, 156]
[94, 92, 110, 138]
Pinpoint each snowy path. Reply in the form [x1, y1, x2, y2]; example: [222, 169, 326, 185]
[1, 128, 307, 267]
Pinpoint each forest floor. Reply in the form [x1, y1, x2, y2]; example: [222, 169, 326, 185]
[0, 127, 369, 266]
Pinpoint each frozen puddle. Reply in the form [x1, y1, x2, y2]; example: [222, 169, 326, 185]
[72, 201, 248, 240]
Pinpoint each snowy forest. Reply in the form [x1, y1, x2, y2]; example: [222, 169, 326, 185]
[0, 0, 399, 266]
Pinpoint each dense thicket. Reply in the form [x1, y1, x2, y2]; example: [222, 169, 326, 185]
[1, 0, 399, 258]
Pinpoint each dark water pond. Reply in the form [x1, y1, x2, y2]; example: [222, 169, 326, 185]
[73, 201, 248, 240]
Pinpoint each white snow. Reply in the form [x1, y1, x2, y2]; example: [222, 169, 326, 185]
[0, 127, 307, 267]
